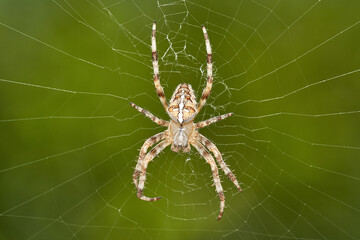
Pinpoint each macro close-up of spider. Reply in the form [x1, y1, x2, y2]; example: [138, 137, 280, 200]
[2, 0, 360, 238]
[130, 22, 242, 220]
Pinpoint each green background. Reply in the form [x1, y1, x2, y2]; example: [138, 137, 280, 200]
[1, 0, 360, 239]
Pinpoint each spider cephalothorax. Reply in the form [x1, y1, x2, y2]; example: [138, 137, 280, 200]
[130, 22, 241, 220]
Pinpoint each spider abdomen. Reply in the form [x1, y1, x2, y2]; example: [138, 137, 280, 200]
[168, 83, 197, 123]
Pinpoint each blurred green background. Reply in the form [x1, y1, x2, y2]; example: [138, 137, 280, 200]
[1, 0, 360, 239]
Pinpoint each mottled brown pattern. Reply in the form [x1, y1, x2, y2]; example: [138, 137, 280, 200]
[135, 140, 170, 201]
[197, 26, 213, 112]
[137, 189, 161, 202]
[168, 83, 197, 123]
[195, 113, 233, 129]
[130, 102, 169, 127]
[130, 23, 240, 220]
[198, 133, 241, 191]
[192, 141, 225, 220]
[132, 131, 167, 188]
[152, 51, 157, 61]
[207, 53, 212, 63]
[151, 22, 168, 111]
[200, 91, 210, 100]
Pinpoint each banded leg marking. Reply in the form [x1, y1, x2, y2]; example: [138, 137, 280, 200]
[198, 134, 241, 191]
[133, 131, 167, 188]
[195, 113, 233, 129]
[130, 102, 169, 127]
[137, 139, 171, 201]
[152, 22, 168, 110]
[192, 141, 225, 220]
[197, 26, 213, 112]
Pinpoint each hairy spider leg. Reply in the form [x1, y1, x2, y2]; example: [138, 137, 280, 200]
[130, 102, 169, 127]
[197, 26, 213, 113]
[136, 139, 171, 201]
[198, 134, 241, 191]
[133, 131, 167, 188]
[195, 113, 233, 129]
[192, 141, 225, 220]
[152, 22, 168, 111]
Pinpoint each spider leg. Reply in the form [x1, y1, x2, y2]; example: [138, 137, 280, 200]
[192, 141, 225, 220]
[137, 139, 171, 201]
[130, 102, 169, 127]
[152, 22, 168, 111]
[198, 134, 242, 191]
[197, 26, 213, 113]
[133, 131, 167, 188]
[195, 113, 233, 129]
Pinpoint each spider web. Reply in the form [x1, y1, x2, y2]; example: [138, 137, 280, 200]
[1, 0, 360, 239]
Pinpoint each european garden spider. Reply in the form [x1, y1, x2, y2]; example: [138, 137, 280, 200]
[130, 22, 241, 220]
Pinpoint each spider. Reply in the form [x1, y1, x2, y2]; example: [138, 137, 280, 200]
[130, 22, 241, 220]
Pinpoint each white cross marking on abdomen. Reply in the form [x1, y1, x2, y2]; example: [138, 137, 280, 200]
[178, 90, 186, 124]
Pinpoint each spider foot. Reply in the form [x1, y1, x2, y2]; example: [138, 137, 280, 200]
[216, 197, 225, 220]
[216, 211, 223, 221]
[137, 190, 161, 202]
[139, 196, 162, 202]
[226, 172, 242, 192]
[233, 181, 242, 192]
